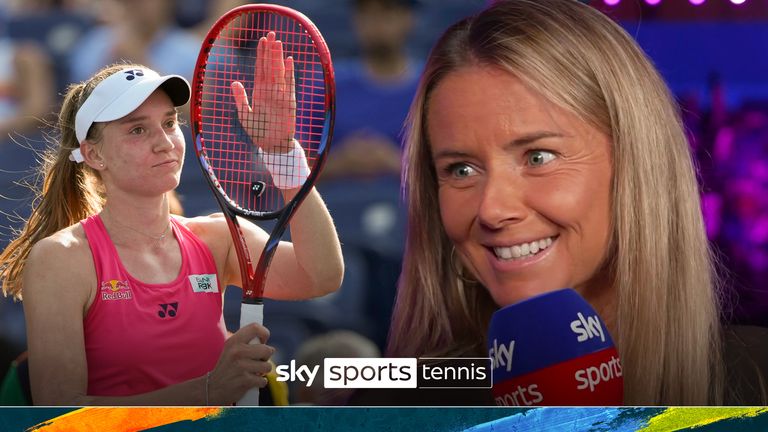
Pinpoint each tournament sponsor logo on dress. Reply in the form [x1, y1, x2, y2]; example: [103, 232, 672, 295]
[100, 279, 133, 301]
[189, 274, 219, 293]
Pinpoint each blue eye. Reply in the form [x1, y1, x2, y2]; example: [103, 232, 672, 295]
[448, 163, 477, 178]
[527, 150, 556, 166]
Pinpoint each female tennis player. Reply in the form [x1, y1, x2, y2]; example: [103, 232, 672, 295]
[0, 38, 343, 405]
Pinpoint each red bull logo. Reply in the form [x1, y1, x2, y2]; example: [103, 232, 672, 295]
[100, 279, 132, 301]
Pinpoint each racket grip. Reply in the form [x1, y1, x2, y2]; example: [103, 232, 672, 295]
[236, 302, 264, 406]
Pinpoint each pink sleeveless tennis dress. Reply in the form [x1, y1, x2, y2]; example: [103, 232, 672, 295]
[81, 215, 227, 396]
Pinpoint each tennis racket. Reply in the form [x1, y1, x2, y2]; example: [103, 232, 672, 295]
[190, 4, 334, 406]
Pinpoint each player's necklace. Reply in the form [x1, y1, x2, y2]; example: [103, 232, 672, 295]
[102, 207, 171, 242]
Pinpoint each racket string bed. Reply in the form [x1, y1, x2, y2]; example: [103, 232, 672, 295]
[198, 11, 326, 214]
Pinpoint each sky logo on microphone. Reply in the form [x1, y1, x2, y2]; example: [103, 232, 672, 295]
[487, 289, 624, 406]
[570, 312, 605, 343]
[488, 338, 515, 372]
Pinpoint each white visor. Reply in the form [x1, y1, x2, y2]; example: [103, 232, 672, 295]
[71, 67, 190, 162]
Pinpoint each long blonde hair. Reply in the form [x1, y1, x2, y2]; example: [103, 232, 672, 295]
[0, 63, 144, 300]
[389, 0, 724, 405]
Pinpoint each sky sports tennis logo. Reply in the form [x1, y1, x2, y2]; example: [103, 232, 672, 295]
[275, 358, 492, 389]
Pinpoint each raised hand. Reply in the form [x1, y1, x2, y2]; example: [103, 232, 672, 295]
[231, 31, 297, 153]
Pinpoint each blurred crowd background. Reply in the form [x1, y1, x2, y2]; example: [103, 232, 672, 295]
[0, 0, 766, 405]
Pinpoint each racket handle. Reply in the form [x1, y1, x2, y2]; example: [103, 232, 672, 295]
[236, 302, 264, 406]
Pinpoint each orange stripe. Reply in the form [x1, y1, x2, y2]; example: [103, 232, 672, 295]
[29, 407, 223, 432]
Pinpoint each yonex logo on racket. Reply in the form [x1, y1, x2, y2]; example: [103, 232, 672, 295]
[251, 181, 266, 198]
[123, 69, 145, 81]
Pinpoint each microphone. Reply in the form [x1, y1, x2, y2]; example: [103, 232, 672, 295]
[487, 288, 623, 406]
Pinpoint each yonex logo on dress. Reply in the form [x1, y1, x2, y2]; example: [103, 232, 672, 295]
[158, 302, 179, 318]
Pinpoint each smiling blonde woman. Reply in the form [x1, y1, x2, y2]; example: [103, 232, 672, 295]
[366, 0, 768, 406]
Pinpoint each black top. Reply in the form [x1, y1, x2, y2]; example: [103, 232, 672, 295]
[723, 325, 768, 405]
[347, 325, 768, 406]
